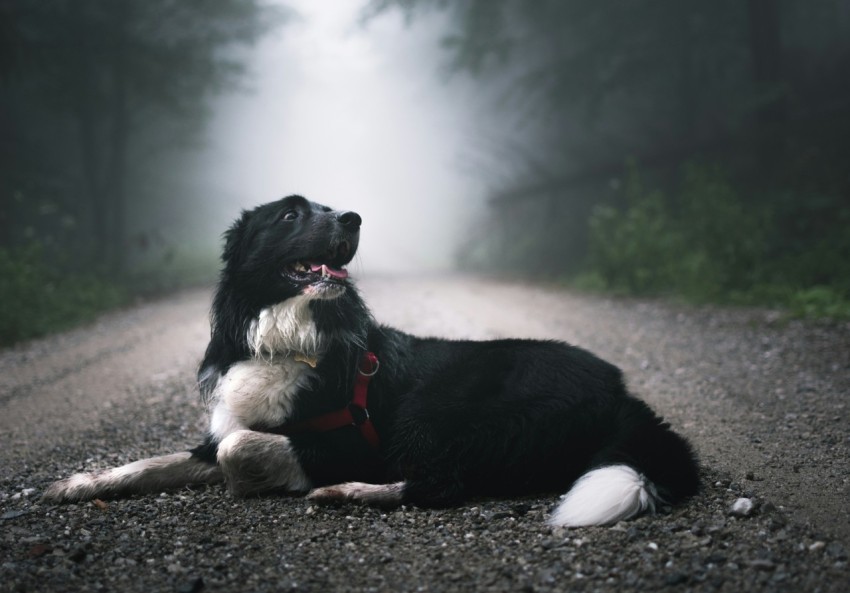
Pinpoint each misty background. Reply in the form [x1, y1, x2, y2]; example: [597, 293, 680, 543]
[2, 0, 849, 345]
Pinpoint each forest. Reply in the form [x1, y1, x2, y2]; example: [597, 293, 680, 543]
[372, 0, 850, 316]
[2, 0, 849, 345]
[0, 0, 281, 343]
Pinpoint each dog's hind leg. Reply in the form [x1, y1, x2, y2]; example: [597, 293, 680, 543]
[216, 430, 312, 497]
[307, 482, 406, 507]
[42, 452, 223, 503]
[308, 476, 465, 509]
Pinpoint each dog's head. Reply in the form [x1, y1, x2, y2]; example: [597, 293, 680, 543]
[221, 195, 361, 306]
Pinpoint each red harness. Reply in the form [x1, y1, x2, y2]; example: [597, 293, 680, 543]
[278, 352, 381, 450]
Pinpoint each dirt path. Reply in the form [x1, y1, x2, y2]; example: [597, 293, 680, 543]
[1, 276, 847, 592]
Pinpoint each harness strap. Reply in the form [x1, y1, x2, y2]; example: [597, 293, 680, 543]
[278, 352, 380, 450]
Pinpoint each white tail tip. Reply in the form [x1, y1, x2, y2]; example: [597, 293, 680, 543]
[549, 464, 657, 527]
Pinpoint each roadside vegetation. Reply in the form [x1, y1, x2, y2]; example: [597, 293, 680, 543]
[0, 243, 219, 347]
[374, 0, 850, 319]
[577, 163, 850, 319]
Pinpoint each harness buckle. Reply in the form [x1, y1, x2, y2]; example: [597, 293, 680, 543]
[348, 403, 370, 426]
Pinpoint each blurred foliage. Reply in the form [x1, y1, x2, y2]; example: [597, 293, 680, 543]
[0, 241, 221, 346]
[0, 0, 284, 345]
[375, 0, 850, 319]
[0, 243, 126, 346]
[582, 163, 850, 317]
[587, 163, 768, 300]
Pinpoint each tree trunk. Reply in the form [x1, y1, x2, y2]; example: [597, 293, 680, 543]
[106, 2, 130, 272]
[75, 64, 110, 267]
[747, 0, 786, 173]
[675, 6, 697, 153]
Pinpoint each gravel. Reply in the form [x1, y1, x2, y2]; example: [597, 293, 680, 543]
[1, 276, 848, 592]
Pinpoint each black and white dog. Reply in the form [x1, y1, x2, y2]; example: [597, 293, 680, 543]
[44, 195, 699, 527]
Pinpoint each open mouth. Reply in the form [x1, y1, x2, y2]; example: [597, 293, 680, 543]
[282, 240, 353, 285]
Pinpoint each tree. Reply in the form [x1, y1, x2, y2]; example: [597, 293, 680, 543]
[1, 0, 284, 270]
[370, 0, 850, 305]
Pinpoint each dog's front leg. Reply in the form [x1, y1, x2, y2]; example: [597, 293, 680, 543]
[217, 430, 312, 497]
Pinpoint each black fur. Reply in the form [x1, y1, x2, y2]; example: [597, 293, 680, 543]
[192, 195, 700, 510]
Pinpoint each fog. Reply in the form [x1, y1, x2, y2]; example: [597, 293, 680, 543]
[192, 0, 486, 272]
[3, 0, 848, 346]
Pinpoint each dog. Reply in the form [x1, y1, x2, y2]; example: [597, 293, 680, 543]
[43, 195, 699, 527]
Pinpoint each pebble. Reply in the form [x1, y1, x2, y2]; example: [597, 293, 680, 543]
[177, 577, 205, 593]
[730, 498, 755, 517]
[825, 542, 847, 560]
[1, 510, 27, 520]
[749, 559, 776, 571]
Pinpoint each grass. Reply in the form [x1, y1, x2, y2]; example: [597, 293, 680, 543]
[0, 243, 219, 347]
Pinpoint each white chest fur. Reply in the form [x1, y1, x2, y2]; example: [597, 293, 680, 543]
[247, 295, 323, 359]
[209, 296, 324, 441]
[209, 358, 315, 441]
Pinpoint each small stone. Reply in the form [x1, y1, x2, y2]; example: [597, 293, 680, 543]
[27, 544, 52, 558]
[808, 541, 826, 552]
[68, 546, 87, 563]
[647, 542, 658, 551]
[177, 577, 205, 593]
[729, 498, 755, 517]
[749, 559, 775, 571]
[1, 510, 27, 520]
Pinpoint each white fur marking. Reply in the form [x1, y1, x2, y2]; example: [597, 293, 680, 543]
[247, 295, 323, 358]
[307, 481, 405, 506]
[209, 358, 314, 441]
[549, 465, 658, 527]
[217, 429, 312, 496]
[42, 452, 223, 503]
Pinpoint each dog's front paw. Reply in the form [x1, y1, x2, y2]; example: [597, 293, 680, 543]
[41, 473, 100, 504]
[307, 481, 404, 507]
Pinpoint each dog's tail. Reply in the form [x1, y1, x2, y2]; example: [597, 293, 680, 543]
[41, 451, 223, 503]
[549, 397, 699, 527]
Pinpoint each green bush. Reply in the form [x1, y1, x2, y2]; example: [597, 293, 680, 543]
[587, 162, 686, 295]
[788, 286, 850, 319]
[0, 244, 127, 345]
[584, 162, 850, 318]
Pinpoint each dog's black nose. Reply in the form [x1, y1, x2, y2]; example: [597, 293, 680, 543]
[337, 211, 362, 229]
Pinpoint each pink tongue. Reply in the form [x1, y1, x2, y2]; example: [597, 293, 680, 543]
[310, 264, 348, 279]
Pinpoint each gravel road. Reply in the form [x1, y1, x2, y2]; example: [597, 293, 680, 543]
[1, 275, 848, 592]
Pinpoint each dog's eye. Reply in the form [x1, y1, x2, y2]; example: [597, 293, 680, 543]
[281, 210, 299, 222]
